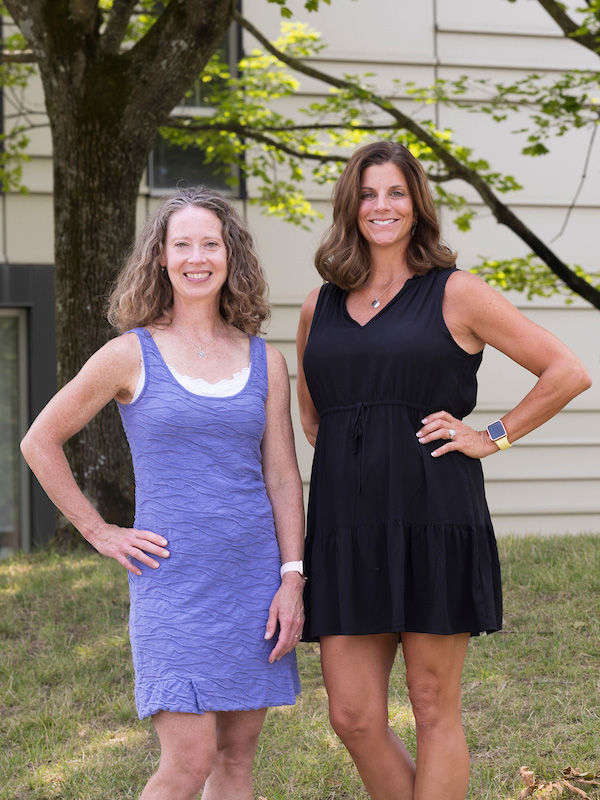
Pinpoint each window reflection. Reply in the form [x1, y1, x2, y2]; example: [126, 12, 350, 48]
[0, 314, 22, 557]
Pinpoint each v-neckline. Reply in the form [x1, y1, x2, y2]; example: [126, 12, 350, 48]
[343, 273, 420, 328]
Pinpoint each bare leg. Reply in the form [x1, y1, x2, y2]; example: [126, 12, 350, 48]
[201, 708, 268, 800]
[320, 634, 416, 800]
[401, 632, 471, 800]
[139, 711, 218, 800]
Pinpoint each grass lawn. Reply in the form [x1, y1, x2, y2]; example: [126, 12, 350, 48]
[1, 534, 599, 799]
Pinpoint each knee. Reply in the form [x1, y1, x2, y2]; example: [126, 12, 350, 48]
[164, 748, 217, 793]
[216, 735, 260, 776]
[329, 701, 384, 746]
[407, 675, 462, 731]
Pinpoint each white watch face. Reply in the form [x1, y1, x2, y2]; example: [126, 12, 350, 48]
[487, 420, 507, 441]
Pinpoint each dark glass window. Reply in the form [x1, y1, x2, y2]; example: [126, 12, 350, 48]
[0, 310, 27, 557]
[148, 26, 239, 195]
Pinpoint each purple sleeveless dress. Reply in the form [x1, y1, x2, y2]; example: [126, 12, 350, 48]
[117, 329, 300, 720]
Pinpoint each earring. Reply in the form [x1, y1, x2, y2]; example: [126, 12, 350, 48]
[411, 220, 417, 236]
[161, 265, 165, 272]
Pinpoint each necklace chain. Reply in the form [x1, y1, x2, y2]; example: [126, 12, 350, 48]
[173, 322, 219, 358]
[366, 274, 403, 309]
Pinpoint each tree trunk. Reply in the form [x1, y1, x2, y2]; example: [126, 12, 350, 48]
[4, 0, 236, 544]
[51, 124, 144, 542]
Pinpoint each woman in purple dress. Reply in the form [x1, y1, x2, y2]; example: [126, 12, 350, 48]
[21, 187, 305, 800]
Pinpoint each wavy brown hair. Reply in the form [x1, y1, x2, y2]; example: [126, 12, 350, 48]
[107, 187, 270, 335]
[314, 141, 456, 289]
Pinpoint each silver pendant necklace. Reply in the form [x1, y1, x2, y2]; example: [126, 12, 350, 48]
[367, 274, 403, 308]
[173, 322, 218, 358]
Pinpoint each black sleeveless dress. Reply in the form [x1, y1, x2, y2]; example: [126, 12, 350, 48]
[302, 268, 503, 640]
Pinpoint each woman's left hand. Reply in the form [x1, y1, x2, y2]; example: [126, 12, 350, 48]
[265, 572, 305, 663]
[416, 410, 498, 459]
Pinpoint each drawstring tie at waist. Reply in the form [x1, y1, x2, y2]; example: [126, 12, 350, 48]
[321, 400, 426, 495]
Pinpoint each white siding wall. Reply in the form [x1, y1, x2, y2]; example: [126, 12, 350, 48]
[6, 0, 600, 535]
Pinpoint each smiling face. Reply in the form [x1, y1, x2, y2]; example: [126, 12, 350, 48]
[357, 162, 416, 253]
[160, 205, 228, 306]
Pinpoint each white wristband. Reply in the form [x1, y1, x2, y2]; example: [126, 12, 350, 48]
[280, 560, 304, 578]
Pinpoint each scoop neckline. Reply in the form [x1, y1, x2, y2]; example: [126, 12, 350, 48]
[148, 331, 254, 401]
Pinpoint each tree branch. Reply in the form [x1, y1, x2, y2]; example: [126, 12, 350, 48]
[168, 117, 459, 181]
[535, 0, 599, 55]
[100, 0, 137, 55]
[0, 50, 36, 63]
[67, 0, 100, 36]
[123, 0, 236, 127]
[235, 9, 600, 308]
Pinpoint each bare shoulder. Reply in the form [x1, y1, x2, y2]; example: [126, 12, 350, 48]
[265, 341, 290, 378]
[444, 269, 518, 321]
[300, 285, 323, 319]
[445, 268, 499, 299]
[87, 330, 142, 374]
[298, 285, 324, 342]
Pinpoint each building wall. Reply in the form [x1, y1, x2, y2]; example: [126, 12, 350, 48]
[2, 0, 599, 541]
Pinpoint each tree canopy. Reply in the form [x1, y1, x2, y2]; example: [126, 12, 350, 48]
[157, 0, 600, 307]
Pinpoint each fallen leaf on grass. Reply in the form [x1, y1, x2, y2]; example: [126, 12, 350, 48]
[563, 767, 600, 786]
[521, 767, 536, 787]
[516, 767, 600, 799]
[563, 781, 591, 799]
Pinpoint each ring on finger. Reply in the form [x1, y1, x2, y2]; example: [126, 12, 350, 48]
[448, 428, 456, 439]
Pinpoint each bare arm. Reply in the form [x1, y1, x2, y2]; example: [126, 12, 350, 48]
[417, 271, 592, 458]
[261, 343, 306, 662]
[296, 287, 321, 447]
[20, 334, 170, 574]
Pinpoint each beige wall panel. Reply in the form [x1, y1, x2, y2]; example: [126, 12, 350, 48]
[485, 477, 600, 515]
[266, 302, 307, 341]
[19, 157, 53, 194]
[5, 193, 53, 263]
[135, 194, 162, 234]
[267, 339, 296, 370]
[267, 63, 437, 100]
[243, 0, 436, 63]
[467, 407, 600, 440]
[469, 339, 595, 412]
[447, 205, 598, 273]
[246, 204, 328, 301]
[437, 0, 586, 36]
[437, 105, 600, 208]
[436, 30, 596, 70]
[9, 73, 52, 158]
[493, 513, 600, 536]
[437, 63, 598, 99]
[478, 443, 600, 480]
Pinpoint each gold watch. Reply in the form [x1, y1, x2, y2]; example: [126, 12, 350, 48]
[486, 419, 512, 450]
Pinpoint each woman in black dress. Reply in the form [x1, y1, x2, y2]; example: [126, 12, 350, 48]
[296, 141, 590, 799]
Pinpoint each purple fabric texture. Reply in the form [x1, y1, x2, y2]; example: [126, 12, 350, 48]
[117, 329, 300, 719]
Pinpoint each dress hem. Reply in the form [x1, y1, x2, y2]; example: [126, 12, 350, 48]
[301, 624, 502, 643]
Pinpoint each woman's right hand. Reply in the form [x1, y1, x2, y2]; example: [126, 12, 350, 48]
[88, 523, 170, 576]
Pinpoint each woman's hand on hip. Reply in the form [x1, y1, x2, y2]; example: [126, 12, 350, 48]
[416, 410, 497, 459]
[265, 572, 305, 663]
[88, 523, 170, 576]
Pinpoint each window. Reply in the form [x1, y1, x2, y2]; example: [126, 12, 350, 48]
[0, 309, 28, 557]
[148, 25, 241, 195]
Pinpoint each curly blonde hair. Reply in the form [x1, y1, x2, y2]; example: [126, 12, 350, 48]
[315, 141, 456, 289]
[107, 188, 270, 335]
